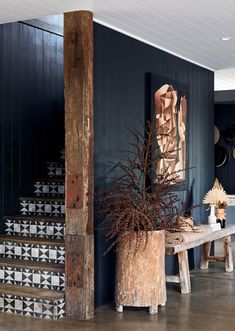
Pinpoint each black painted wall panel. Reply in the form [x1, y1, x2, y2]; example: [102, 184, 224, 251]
[0, 22, 64, 229]
[94, 23, 214, 306]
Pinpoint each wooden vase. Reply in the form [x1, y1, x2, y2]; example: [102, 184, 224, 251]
[216, 208, 225, 220]
[115, 230, 166, 314]
[216, 208, 226, 228]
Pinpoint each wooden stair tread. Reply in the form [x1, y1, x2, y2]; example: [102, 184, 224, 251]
[4, 215, 65, 223]
[0, 283, 64, 300]
[0, 258, 64, 272]
[19, 196, 64, 202]
[0, 235, 65, 246]
[34, 178, 65, 183]
[47, 161, 64, 164]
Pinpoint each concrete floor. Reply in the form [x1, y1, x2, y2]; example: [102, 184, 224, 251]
[0, 240, 234, 331]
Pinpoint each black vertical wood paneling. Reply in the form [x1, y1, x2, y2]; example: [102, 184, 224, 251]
[94, 23, 214, 306]
[0, 22, 64, 230]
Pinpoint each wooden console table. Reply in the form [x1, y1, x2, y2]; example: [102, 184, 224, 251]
[165, 224, 235, 294]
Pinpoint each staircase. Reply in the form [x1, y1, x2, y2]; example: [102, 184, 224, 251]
[0, 153, 66, 319]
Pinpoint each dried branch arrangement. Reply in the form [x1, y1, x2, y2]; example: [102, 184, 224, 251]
[97, 120, 191, 254]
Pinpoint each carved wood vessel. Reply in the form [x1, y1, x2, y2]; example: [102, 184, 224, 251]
[115, 230, 166, 314]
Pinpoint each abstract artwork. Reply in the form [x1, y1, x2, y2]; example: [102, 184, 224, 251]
[147, 74, 189, 183]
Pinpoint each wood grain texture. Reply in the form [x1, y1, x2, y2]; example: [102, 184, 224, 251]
[64, 11, 94, 319]
[200, 241, 211, 270]
[178, 250, 191, 294]
[65, 234, 94, 319]
[223, 236, 233, 272]
[115, 231, 166, 313]
[64, 10, 94, 236]
[166, 225, 235, 255]
[206, 256, 225, 263]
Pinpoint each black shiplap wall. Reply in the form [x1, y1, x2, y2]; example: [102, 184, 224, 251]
[0, 22, 64, 227]
[94, 23, 214, 306]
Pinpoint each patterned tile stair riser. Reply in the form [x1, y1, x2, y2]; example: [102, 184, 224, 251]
[0, 268, 64, 291]
[34, 181, 65, 197]
[0, 150, 66, 319]
[0, 241, 65, 264]
[0, 290, 65, 319]
[5, 217, 65, 239]
[20, 199, 65, 217]
[47, 162, 65, 178]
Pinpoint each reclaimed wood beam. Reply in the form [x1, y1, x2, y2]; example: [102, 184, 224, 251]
[64, 10, 94, 320]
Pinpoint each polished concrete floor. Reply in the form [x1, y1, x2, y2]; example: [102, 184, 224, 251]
[0, 240, 234, 331]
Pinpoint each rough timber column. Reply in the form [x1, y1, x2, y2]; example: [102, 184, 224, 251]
[64, 11, 94, 319]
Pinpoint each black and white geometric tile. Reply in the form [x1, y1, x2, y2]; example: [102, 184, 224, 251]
[34, 181, 65, 197]
[20, 200, 65, 217]
[60, 149, 65, 161]
[0, 267, 65, 291]
[47, 163, 65, 178]
[0, 294, 65, 319]
[0, 150, 66, 319]
[5, 218, 65, 239]
[0, 242, 65, 264]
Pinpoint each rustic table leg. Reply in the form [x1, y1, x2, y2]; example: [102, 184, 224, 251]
[178, 250, 191, 294]
[200, 241, 211, 270]
[224, 235, 233, 272]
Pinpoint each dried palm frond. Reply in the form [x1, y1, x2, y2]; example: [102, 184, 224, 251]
[213, 178, 224, 190]
[203, 187, 228, 207]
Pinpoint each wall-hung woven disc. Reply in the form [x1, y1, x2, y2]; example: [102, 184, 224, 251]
[214, 126, 220, 144]
[215, 145, 227, 167]
[223, 127, 235, 144]
[232, 147, 235, 160]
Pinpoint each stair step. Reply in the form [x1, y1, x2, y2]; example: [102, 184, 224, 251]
[47, 162, 65, 178]
[4, 215, 65, 223]
[0, 235, 65, 264]
[0, 283, 65, 319]
[35, 178, 65, 184]
[0, 235, 64, 246]
[4, 215, 65, 239]
[20, 197, 64, 202]
[0, 283, 64, 300]
[34, 179, 65, 197]
[0, 258, 65, 291]
[20, 197, 64, 217]
[0, 258, 64, 272]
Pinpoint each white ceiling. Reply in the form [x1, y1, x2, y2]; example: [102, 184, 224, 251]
[1, 0, 235, 90]
[215, 68, 235, 91]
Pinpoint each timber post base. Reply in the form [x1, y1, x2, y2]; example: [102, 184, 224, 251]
[200, 235, 233, 272]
